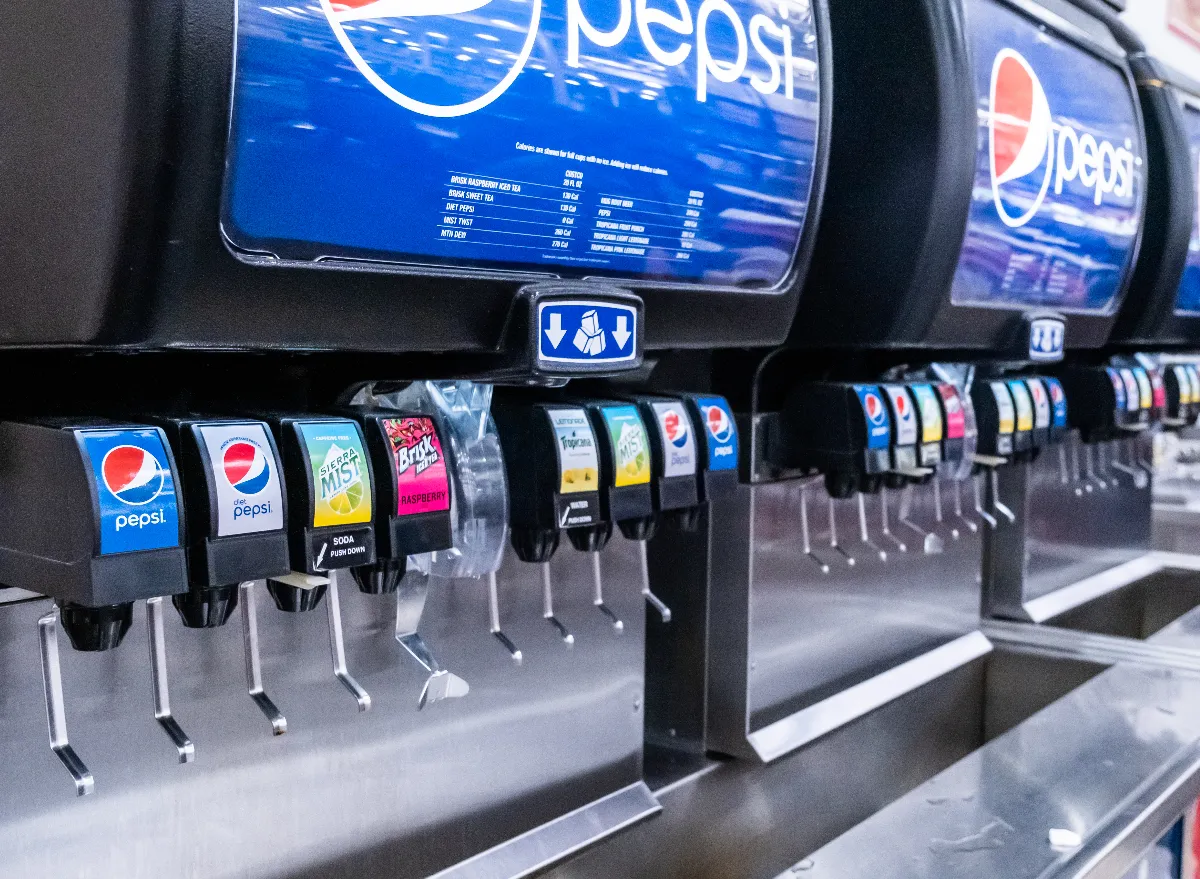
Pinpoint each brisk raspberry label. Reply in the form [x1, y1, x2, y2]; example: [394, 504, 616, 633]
[383, 417, 451, 516]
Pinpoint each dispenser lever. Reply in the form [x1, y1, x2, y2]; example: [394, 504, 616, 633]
[541, 562, 575, 644]
[394, 571, 469, 709]
[37, 609, 93, 796]
[146, 597, 194, 763]
[589, 552, 624, 633]
[856, 492, 887, 562]
[327, 572, 371, 711]
[239, 582, 287, 735]
[487, 572, 523, 663]
[637, 540, 672, 623]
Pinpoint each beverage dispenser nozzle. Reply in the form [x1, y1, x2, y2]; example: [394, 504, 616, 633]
[341, 409, 465, 706]
[260, 415, 378, 712]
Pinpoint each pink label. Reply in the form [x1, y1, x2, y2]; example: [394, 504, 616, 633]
[937, 384, 966, 439]
[384, 418, 450, 516]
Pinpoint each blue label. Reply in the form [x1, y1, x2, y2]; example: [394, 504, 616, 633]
[693, 396, 738, 471]
[1028, 318, 1065, 362]
[1106, 367, 1127, 410]
[952, 0, 1143, 314]
[538, 300, 637, 364]
[1044, 377, 1068, 428]
[222, 0, 820, 287]
[78, 429, 181, 556]
[854, 385, 891, 450]
[1175, 104, 1200, 315]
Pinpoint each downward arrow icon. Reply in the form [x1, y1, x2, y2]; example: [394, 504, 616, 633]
[613, 315, 632, 350]
[544, 312, 566, 348]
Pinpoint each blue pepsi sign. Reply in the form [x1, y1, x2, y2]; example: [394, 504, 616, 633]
[77, 429, 181, 556]
[693, 396, 738, 471]
[854, 385, 891, 450]
[1175, 104, 1200, 316]
[221, 0, 820, 287]
[951, 0, 1144, 314]
[538, 300, 637, 365]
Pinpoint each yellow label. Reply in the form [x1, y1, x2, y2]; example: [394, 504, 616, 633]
[549, 409, 599, 495]
[603, 406, 651, 487]
[300, 421, 373, 528]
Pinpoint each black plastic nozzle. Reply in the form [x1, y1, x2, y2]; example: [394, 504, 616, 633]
[511, 527, 559, 564]
[58, 601, 133, 651]
[351, 557, 408, 595]
[566, 522, 613, 553]
[173, 585, 239, 629]
[266, 581, 327, 613]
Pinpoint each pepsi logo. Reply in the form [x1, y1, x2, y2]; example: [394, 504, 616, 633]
[703, 405, 733, 444]
[662, 408, 690, 448]
[1030, 383, 1044, 404]
[1050, 383, 1064, 402]
[989, 48, 1136, 228]
[102, 445, 166, 507]
[222, 440, 272, 496]
[865, 393, 886, 425]
[892, 392, 910, 418]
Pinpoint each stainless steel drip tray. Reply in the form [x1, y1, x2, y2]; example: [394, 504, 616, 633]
[774, 656, 1200, 879]
[1026, 551, 1200, 640]
[547, 643, 1125, 879]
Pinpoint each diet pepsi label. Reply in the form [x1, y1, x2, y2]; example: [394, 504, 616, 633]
[198, 423, 285, 537]
[882, 385, 917, 447]
[694, 396, 738, 472]
[652, 401, 697, 478]
[77, 428, 181, 556]
[854, 385, 892, 450]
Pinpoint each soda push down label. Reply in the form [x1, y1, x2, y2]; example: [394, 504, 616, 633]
[79, 429, 181, 556]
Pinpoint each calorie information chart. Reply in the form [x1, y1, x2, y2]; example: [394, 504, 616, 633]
[437, 170, 705, 268]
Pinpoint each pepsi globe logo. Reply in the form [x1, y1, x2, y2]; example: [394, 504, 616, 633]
[703, 405, 733, 444]
[893, 393, 909, 419]
[865, 393, 886, 425]
[662, 409, 690, 448]
[989, 48, 1136, 228]
[102, 445, 166, 506]
[222, 440, 272, 496]
[1050, 383, 1064, 403]
[1031, 383, 1044, 404]
[319, 0, 541, 118]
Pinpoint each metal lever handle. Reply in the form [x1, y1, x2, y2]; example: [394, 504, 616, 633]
[989, 469, 1016, 524]
[1083, 444, 1106, 491]
[898, 486, 944, 554]
[637, 540, 672, 623]
[827, 497, 855, 566]
[856, 492, 887, 562]
[1070, 438, 1086, 496]
[395, 570, 469, 709]
[541, 562, 575, 644]
[1057, 446, 1070, 486]
[239, 581, 286, 735]
[327, 572, 371, 711]
[931, 478, 958, 540]
[589, 552, 624, 633]
[951, 478, 978, 534]
[146, 597, 194, 763]
[37, 609, 93, 796]
[487, 572, 523, 663]
[973, 475, 998, 529]
[799, 486, 831, 573]
[879, 486, 908, 552]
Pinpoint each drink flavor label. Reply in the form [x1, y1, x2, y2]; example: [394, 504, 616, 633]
[601, 406, 650, 488]
[854, 385, 892, 449]
[936, 384, 966, 440]
[911, 384, 943, 443]
[298, 421, 373, 528]
[1107, 368, 1127, 410]
[991, 382, 1015, 434]
[652, 401, 697, 478]
[1187, 366, 1200, 404]
[1176, 366, 1193, 405]
[1008, 381, 1034, 432]
[1150, 370, 1166, 409]
[1045, 378, 1068, 428]
[883, 385, 917, 446]
[1132, 368, 1153, 410]
[78, 428, 181, 556]
[695, 396, 739, 471]
[549, 409, 599, 495]
[199, 423, 285, 537]
[1119, 369, 1140, 413]
[1025, 379, 1051, 430]
[382, 417, 451, 516]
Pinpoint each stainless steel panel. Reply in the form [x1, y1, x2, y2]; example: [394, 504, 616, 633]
[778, 660, 1200, 879]
[0, 538, 649, 879]
[704, 477, 984, 760]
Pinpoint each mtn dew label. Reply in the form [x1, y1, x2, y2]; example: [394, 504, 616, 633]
[299, 421, 373, 528]
[602, 406, 650, 488]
